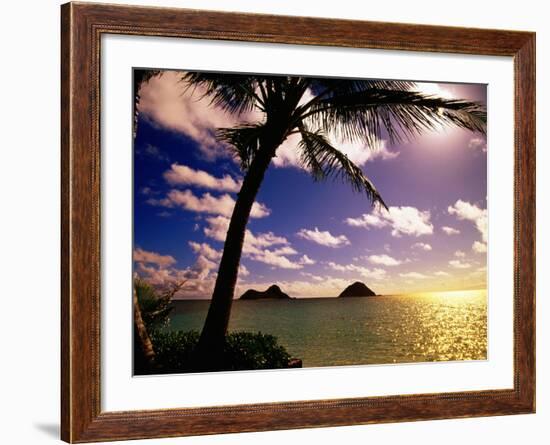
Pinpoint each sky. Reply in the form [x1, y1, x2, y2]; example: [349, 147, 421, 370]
[133, 70, 487, 299]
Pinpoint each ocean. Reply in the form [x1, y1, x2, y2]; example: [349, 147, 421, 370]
[165, 289, 487, 367]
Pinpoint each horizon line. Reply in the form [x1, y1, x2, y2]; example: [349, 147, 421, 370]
[172, 287, 488, 301]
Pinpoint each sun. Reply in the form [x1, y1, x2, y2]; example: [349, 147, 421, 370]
[414, 82, 455, 99]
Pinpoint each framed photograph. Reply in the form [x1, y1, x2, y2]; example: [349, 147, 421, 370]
[61, 2, 535, 442]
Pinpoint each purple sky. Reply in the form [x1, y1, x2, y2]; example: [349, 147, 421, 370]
[133, 71, 487, 298]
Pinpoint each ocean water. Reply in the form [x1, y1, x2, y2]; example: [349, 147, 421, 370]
[166, 289, 487, 367]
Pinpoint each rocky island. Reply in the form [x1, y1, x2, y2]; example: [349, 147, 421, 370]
[338, 281, 376, 298]
[240, 284, 292, 300]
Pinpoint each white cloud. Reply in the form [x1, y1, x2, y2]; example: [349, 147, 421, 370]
[135, 245, 221, 296]
[442, 226, 461, 235]
[412, 242, 432, 251]
[472, 241, 488, 253]
[191, 254, 218, 280]
[164, 163, 242, 192]
[345, 212, 387, 229]
[135, 236, 300, 298]
[326, 262, 387, 280]
[204, 216, 288, 252]
[248, 230, 292, 255]
[137, 71, 261, 159]
[248, 249, 303, 269]
[448, 199, 488, 253]
[454, 250, 466, 258]
[149, 189, 270, 219]
[134, 247, 195, 290]
[188, 241, 221, 261]
[399, 272, 428, 279]
[135, 262, 182, 286]
[326, 262, 353, 272]
[468, 137, 487, 153]
[168, 190, 235, 216]
[335, 138, 399, 164]
[270, 133, 303, 168]
[368, 254, 401, 266]
[434, 271, 450, 277]
[246, 231, 290, 250]
[297, 227, 350, 248]
[448, 200, 487, 242]
[270, 246, 298, 256]
[449, 260, 472, 269]
[299, 254, 316, 265]
[345, 205, 433, 237]
[300, 272, 324, 281]
[202, 216, 303, 270]
[360, 268, 388, 281]
[133, 247, 176, 267]
[134, 248, 220, 298]
[203, 215, 231, 242]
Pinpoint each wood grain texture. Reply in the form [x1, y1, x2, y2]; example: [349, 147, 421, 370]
[60, 2, 536, 442]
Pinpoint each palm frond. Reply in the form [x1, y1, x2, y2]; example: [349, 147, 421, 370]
[134, 69, 162, 98]
[299, 78, 417, 112]
[302, 89, 486, 145]
[182, 72, 265, 114]
[298, 126, 387, 209]
[217, 124, 265, 171]
[135, 278, 186, 330]
[309, 78, 417, 97]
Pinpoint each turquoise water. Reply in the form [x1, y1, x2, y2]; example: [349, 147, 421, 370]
[166, 290, 487, 367]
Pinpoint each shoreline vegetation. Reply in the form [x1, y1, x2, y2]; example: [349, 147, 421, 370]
[134, 278, 305, 375]
[134, 279, 381, 374]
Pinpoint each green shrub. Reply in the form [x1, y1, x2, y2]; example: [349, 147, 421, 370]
[137, 330, 292, 374]
[223, 331, 291, 371]
[149, 330, 200, 373]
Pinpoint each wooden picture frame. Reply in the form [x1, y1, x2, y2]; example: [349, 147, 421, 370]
[61, 2, 535, 442]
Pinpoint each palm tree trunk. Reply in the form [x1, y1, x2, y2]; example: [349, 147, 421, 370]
[193, 135, 281, 370]
[133, 287, 155, 369]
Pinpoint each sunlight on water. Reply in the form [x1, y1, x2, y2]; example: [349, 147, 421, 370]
[167, 289, 487, 368]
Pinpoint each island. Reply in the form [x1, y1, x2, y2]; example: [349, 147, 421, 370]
[239, 284, 292, 300]
[338, 281, 376, 298]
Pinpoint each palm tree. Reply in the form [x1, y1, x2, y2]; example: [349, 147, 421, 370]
[172, 73, 486, 370]
[133, 285, 156, 371]
[133, 71, 486, 368]
[133, 276, 186, 372]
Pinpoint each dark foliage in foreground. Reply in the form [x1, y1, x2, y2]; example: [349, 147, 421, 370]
[134, 277, 187, 331]
[134, 330, 292, 375]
